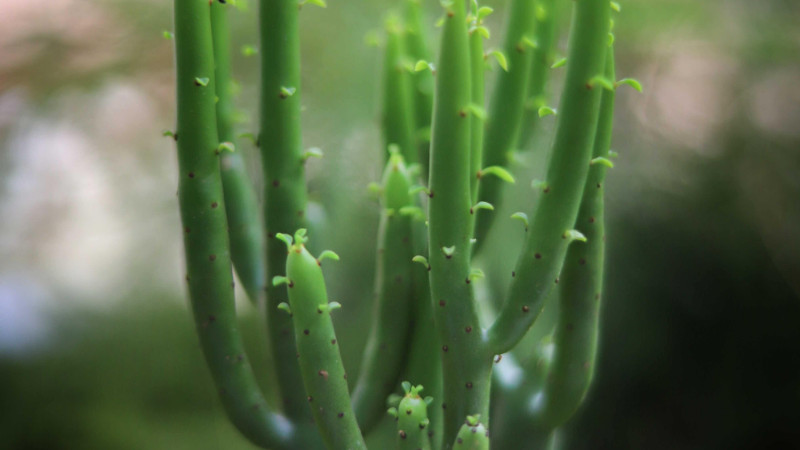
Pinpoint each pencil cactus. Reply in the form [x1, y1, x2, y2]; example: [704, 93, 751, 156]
[170, 0, 639, 448]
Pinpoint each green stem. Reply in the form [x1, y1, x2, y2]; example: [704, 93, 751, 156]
[427, 1, 492, 446]
[517, 0, 562, 151]
[473, 0, 538, 253]
[532, 45, 615, 429]
[174, 1, 293, 447]
[468, 9, 486, 203]
[352, 153, 415, 433]
[392, 383, 433, 450]
[211, 0, 266, 305]
[279, 231, 366, 449]
[382, 21, 418, 165]
[404, 0, 435, 179]
[259, 0, 311, 421]
[488, 0, 611, 355]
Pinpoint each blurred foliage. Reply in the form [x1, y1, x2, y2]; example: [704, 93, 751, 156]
[1, 0, 799, 448]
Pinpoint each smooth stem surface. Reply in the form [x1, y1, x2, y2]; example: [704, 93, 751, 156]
[404, 0, 434, 179]
[517, 0, 562, 150]
[382, 23, 418, 165]
[352, 154, 415, 432]
[174, 1, 292, 447]
[283, 238, 366, 450]
[468, 15, 485, 203]
[427, 1, 492, 447]
[489, 0, 611, 354]
[473, 0, 537, 253]
[259, 0, 311, 422]
[211, 1, 266, 305]
[533, 46, 615, 429]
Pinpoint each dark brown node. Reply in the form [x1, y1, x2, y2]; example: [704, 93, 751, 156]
[343, 373, 348, 379]
[188, 172, 195, 178]
[337, 412, 344, 418]
[303, 329, 310, 335]
[465, 326, 472, 333]
[596, 182, 602, 188]
[318, 370, 329, 379]
[211, 202, 218, 208]
[442, 345, 448, 352]
[331, 339, 337, 345]
[589, 216, 596, 223]
[466, 382, 473, 389]
[308, 396, 313, 402]
[457, 438, 463, 444]
[208, 315, 216, 323]
[406, 409, 413, 415]
[579, 258, 586, 265]
[512, 271, 516, 277]
[459, 110, 467, 118]
[522, 305, 530, 313]
[184, 227, 190, 234]
[543, 186, 551, 194]
[209, 254, 217, 261]
[567, 323, 574, 331]
[439, 300, 446, 307]
[399, 430, 407, 439]
[272, 179, 280, 187]
[465, 277, 471, 284]
[535, 253, 542, 259]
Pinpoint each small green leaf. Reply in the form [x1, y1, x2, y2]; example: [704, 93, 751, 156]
[402, 381, 412, 394]
[302, 147, 324, 160]
[239, 133, 257, 145]
[241, 45, 258, 57]
[294, 228, 308, 244]
[272, 276, 290, 286]
[520, 36, 538, 49]
[609, 150, 619, 159]
[387, 407, 398, 418]
[610, 1, 621, 12]
[535, 4, 547, 21]
[468, 269, 485, 281]
[412, 255, 430, 268]
[531, 179, 549, 191]
[477, 6, 493, 20]
[163, 31, 174, 40]
[474, 25, 490, 39]
[466, 103, 486, 120]
[217, 142, 236, 153]
[419, 418, 430, 428]
[442, 246, 456, 257]
[551, 57, 567, 69]
[466, 414, 481, 426]
[194, 77, 210, 87]
[510, 212, 529, 230]
[368, 182, 383, 197]
[562, 229, 587, 242]
[409, 185, 431, 196]
[538, 106, 557, 117]
[275, 233, 293, 248]
[277, 302, 292, 315]
[399, 206, 424, 219]
[608, 32, 615, 47]
[317, 250, 340, 262]
[589, 75, 615, 91]
[424, 396, 433, 405]
[327, 301, 342, 311]
[280, 86, 297, 98]
[616, 77, 643, 92]
[590, 157, 614, 168]
[415, 60, 435, 72]
[480, 166, 515, 183]
[471, 201, 494, 213]
[162, 130, 176, 138]
[303, 0, 327, 7]
[491, 50, 508, 71]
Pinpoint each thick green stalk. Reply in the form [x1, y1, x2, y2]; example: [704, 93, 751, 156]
[352, 153, 415, 432]
[382, 23, 419, 165]
[404, 0, 434, 179]
[211, 1, 266, 305]
[278, 231, 366, 450]
[488, 0, 610, 354]
[473, 0, 537, 253]
[391, 383, 433, 450]
[174, 1, 292, 447]
[405, 217, 444, 450]
[468, 12, 485, 203]
[259, 0, 310, 421]
[532, 46, 615, 429]
[517, 0, 562, 150]
[427, 1, 492, 446]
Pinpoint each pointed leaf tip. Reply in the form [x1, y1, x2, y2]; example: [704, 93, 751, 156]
[610, 1, 621, 12]
[510, 212, 529, 229]
[302, 147, 324, 160]
[466, 103, 487, 120]
[280, 86, 297, 98]
[412, 255, 429, 267]
[277, 302, 292, 315]
[272, 276, 290, 287]
[468, 269, 485, 281]
[551, 57, 567, 69]
[590, 75, 615, 91]
[194, 77, 210, 87]
[477, 6, 493, 20]
[241, 45, 258, 57]
[402, 381, 412, 394]
[491, 50, 508, 71]
[217, 142, 235, 153]
[590, 157, 615, 168]
[317, 250, 340, 262]
[275, 233, 293, 248]
[442, 246, 456, 257]
[538, 106, 557, 117]
[616, 78, 643, 92]
[563, 229, 587, 242]
[162, 31, 174, 40]
[471, 201, 494, 212]
[293, 228, 308, 245]
[479, 166, 515, 183]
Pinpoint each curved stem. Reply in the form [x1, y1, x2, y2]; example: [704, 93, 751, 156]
[488, 0, 611, 354]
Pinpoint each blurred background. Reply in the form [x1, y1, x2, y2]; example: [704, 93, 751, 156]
[1, 0, 799, 448]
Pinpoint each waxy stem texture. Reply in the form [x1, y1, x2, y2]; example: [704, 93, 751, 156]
[174, 1, 292, 446]
[280, 231, 366, 450]
[211, 1, 266, 305]
[427, 0, 491, 446]
[259, 0, 311, 422]
[488, 0, 611, 354]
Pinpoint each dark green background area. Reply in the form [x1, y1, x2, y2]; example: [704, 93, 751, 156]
[1, 0, 799, 448]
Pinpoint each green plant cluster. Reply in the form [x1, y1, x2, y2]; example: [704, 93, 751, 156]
[170, 0, 640, 448]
